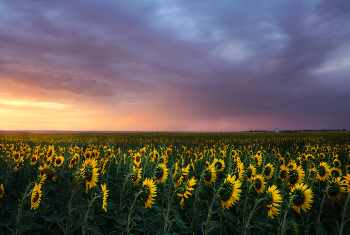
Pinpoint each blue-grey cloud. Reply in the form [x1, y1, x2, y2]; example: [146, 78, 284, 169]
[0, 0, 349, 130]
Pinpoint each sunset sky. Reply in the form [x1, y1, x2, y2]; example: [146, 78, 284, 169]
[0, 0, 350, 131]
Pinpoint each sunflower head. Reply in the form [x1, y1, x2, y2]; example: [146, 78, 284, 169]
[39, 164, 56, 181]
[54, 156, 64, 167]
[279, 165, 289, 181]
[133, 153, 142, 167]
[132, 166, 142, 186]
[333, 159, 341, 168]
[154, 163, 168, 184]
[0, 184, 4, 198]
[31, 155, 38, 165]
[31, 183, 42, 210]
[326, 177, 346, 202]
[233, 162, 245, 181]
[245, 164, 256, 182]
[330, 167, 342, 179]
[317, 162, 331, 181]
[212, 158, 225, 172]
[343, 174, 350, 192]
[253, 174, 266, 194]
[309, 168, 317, 181]
[101, 184, 109, 212]
[140, 178, 157, 208]
[177, 177, 197, 209]
[218, 174, 242, 209]
[263, 163, 275, 180]
[203, 165, 217, 186]
[290, 183, 313, 213]
[287, 165, 305, 187]
[265, 185, 282, 219]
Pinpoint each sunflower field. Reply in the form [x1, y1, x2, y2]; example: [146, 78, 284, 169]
[0, 132, 350, 235]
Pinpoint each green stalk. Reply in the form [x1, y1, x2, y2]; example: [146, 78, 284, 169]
[127, 191, 142, 235]
[204, 187, 223, 235]
[243, 197, 265, 235]
[339, 192, 350, 235]
[82, 194, 101, 235]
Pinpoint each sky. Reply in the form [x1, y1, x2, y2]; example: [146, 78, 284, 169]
[0, 0, 350, 132]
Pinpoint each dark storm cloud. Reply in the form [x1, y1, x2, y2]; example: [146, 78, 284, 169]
[0, 0, 349, 129]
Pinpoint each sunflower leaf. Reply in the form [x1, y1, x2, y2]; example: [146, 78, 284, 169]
[314, 222, 327, 235]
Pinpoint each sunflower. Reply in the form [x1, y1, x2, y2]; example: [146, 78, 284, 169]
[69, 153, 80, 168]
[263, 163, 275, 180]
[290, 183, 313, 213]
[31, 155, 38, 165]
[100, 159, 109, 175]
[154, 163, 168, 184]
[212, 158, 225, 172]
[309, 167, 317, 181]
[13, 151, 20, 162]
[101, 184, 109, 212]
[13, 157, 24, 171]
[327, 177, 346, 202]
[317, 162, 331, 181]
[80, 158, 99, 192]
[235, 162, 245, 181]
[46, 156, 53, 167]
[0, 184, 4, 198]
[140, 178, 157, 208]
[252, 153, 262, 167]
[203, 164, 217, 186]
[253, 174, 266, 194]
[133, 153, 142, 167]
[174, 165, 190, 186]
[31, 183, 43, 210]
[39, 164, 56, 181]
[266, 185, 282, 219]
[37, 173, 47, 185]
[279, 165, 289, 182]
[177, 177, 197, 209]
[330, 167, 342, 179]
[47, 146, 55, 158]
[190, 159, 195, 172]
[132, 166, 142, 186]
[333, 158, 342, 168]
[54, 156, 64, 167]
[287, 164, 305, 187]
[245, 164, 256, 183]
[343, 174, 350, 192]
[305, 154, 314, 161]
[346, 165, 350, 174]
[218, 174, 242, 209]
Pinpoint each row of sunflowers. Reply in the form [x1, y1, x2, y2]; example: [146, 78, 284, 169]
[0, 132, 350, 234]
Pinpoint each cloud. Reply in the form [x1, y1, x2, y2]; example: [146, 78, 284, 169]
[0, 0, 350, 130]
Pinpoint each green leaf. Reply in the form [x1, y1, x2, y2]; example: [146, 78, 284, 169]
[175, 217, 187, 229]
[154, 206, 166, 213]
[42, 215, 64, 223]
[114, 214, 127, 225]
[0, 218, 12, 227]
[187, 208, 201, 218]
[314, 222, 327, 235]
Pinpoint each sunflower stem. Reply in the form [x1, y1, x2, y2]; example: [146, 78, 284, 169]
[164, 187, 181, 234]
[279, 195, 296, 235]
[127, 191, 142, 235]
[317, 194, 326, 224]
[82, 194, 100, 235]
[243, 197, 265, 235]
[339, 192, 350, 235]
[15, 182, 34, 235]
[204, 187, 223, 235]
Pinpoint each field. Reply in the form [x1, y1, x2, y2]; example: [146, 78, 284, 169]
[0, 132, 349, 235]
